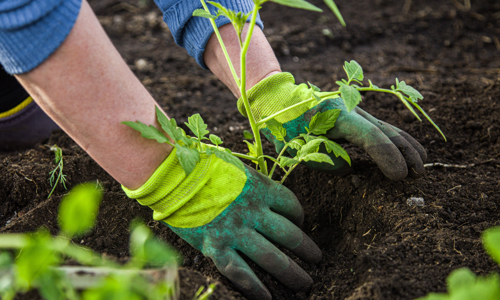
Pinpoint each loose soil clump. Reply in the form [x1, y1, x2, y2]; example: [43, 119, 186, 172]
[1, 0, 499, 299]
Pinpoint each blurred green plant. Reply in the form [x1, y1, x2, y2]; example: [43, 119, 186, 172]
[417, 226, 500, 300]
[0, 182, 182, 300]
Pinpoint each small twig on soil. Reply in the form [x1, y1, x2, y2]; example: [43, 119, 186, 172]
[424, 162, 473, 168]
[447, 185, 462, 193]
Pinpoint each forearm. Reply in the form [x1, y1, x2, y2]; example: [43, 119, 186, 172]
[204, 23, 281, 98]
[15, 0, 171, 190]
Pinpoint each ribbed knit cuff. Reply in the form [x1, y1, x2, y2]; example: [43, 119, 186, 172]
[122, 148, 214, 221]
[0, 0, 82, 74]
[158, 0, 263, 69]
[237, 72, 319, 126]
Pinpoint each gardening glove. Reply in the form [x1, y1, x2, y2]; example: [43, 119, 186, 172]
[238, 72, 427, 180]
[123, 147, 322, 300]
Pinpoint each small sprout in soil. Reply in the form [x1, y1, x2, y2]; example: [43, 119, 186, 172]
[193, 283, 216, 300]
[47, 144, 68, 199]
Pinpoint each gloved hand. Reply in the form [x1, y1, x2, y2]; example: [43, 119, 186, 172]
[238, 72, 427, 180]
[123, 147, 321, 300]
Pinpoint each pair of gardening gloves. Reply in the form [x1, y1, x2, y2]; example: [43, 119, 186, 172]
[123, 72, 427, 300]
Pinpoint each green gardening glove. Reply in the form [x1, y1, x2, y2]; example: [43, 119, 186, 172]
[238, 72, 428, 180]
[123, 147, 321, 300]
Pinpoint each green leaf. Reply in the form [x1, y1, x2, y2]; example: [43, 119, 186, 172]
[206, 148, 245, 172]
[288, 139, 305, 150]
[396, 80, 423, 102]
[243, 130, 254, 140]
[323, 0, 346, 27]
[308, 110, 341, 135]
[122, 121, 169, 144]
[59, 182, 103, 238]
[155, 107, 185, 143]
[368, 79, 379, 89]
[265, 119, 287, 142]
[344, 60, 364, 82]
[483, 226, 500, 266]
[209, 134, 223, 146]
[16, 231, 60, 289]
[185, 114, 209, 140]
[301, 153, 335, 165]
[340, 84, 362, 112]
[174, 144, 200, 175]
[37, 270, 67, 300]
[130, 221, 178, 267]
[280, 157, 300, 168]
[243, 140, 258, 160]
[447, 268, 477, 293]
[270, 0, 322, 12]
[192, 9, 216, 19]
[297, 139, 323, 158]
[308, 81, 321, 92]
[324, 140, 351, 166]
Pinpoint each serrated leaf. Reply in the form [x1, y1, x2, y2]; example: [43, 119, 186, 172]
[340, 85, 362, 112]
[155, 107, 184, 142]
[265, 119, 287, 142]
[244, 140, 258, 158]
[344, 60, 364, 82]
[324, 140, 351, 166]
[122, 121, 169, 144]
[243, 130, 254, 140]
[192, 9, 216, 19]
[206, 148, 245, 172]
[323, 0, 346, 26]
[301, 153, 335, 165]
[280, 156, 300, 168]
[447, 268, 477, 293]
[308, 81, 321, 92]
[297, 139, 323, 158]
[59, 183, 102, 238]
[308, 110, 341, 135]
[288, 139, 305, 150]
[209, 134, 223, 146]
[185, 114, 209, 140]
[270, 0, 322, 12]
[483, 226, 500, 266]
[396, 81, 423, 102]
[174, 144, 200, 175]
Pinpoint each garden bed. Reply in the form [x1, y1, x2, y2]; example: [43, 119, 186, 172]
[1, 0, 499, 299]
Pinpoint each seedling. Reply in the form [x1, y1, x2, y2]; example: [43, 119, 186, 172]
[0, 183, 180, 300]
[417, 226, 500, 300]
[47, 144, 68, 199]
[125, 0, 446, 183]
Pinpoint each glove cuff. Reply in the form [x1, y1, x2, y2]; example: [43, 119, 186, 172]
[237, 72, 318, 126]
[122, 148, 214, 221]
[122, 147, 247, 228]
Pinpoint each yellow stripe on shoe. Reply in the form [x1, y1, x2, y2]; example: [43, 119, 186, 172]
[0, 96, 33, 119]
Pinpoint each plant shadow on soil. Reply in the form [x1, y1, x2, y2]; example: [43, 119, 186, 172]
[1, 0, 500, 299]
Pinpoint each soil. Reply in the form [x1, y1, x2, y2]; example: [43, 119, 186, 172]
[1, 0, 500, 299]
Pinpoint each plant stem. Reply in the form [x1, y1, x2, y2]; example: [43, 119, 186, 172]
[200, 0, 240, 86]
[268, 144, 290, 178]
[231, 152, 256, 161]
[280, 164, 299, 184]
[257, 91, 339, 126]
[239, 4, 268, 175]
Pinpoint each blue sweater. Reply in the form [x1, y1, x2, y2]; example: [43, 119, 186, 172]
[0, 0, 263, 74]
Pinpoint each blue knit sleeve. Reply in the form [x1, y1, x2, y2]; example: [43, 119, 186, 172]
[0, 0, 82, 74]
[154, 0, 263, 69]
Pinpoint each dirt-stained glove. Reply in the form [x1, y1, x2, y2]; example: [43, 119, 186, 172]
[123, 147, 322, 300]
[237, 72, 427, 180]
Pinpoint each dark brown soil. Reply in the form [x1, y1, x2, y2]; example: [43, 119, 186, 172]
[2, 0, 500, 299]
